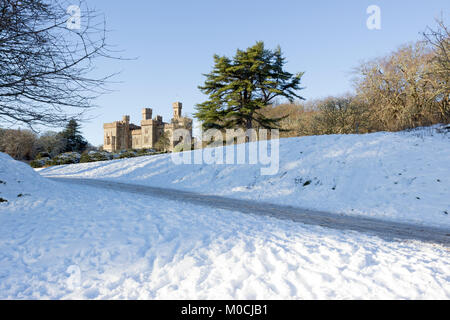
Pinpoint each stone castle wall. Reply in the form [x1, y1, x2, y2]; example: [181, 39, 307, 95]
[103, 102, 192, 152]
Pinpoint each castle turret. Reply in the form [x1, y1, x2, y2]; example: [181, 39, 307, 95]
[173, 102, 182, 119]
[142, 108, 152, 120]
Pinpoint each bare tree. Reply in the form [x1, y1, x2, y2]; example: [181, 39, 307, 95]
[0, 128, 37, 160]
[311, 96, 370, 135]
[423, 17, 450, 122]
[0, 0, 118, 129]
[33, 130, 66, 157]
[353, 42, 442, 131]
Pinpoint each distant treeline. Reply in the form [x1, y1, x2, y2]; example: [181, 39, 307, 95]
[0, 120, 90, 161]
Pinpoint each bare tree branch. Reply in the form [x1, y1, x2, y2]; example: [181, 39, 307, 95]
[0, 0, 122, 130]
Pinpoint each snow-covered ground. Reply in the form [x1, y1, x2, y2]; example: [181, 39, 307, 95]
[0, 153, 49, 203]
[0, 152, 449, 299]
[40, 127, 450, 228]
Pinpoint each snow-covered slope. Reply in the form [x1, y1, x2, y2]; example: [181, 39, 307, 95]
[1, 166, 448, 299]
[0, 153, 55, 204]
[1, 146, 449, 299]
[39, 127, 450, 228]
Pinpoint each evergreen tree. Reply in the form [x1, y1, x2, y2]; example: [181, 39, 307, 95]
[155, 131, 171, 152]
[195, 42, 305, 130]
[59, 119, 88, 153]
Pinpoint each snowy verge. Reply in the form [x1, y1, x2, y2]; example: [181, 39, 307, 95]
[0, 153, 58, 204]
[0, 177, 449, 299]
[38, 127, 450, 228]
[1, 151, 449, 299]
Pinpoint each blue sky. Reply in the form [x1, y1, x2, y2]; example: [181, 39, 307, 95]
[76, 0, 447, 145]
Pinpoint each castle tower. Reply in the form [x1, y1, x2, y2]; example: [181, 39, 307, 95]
[142, 108, 152, 120]
[172, 102, 182, 119]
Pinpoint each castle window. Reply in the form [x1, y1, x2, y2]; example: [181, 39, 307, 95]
[107, 136, 111, 145]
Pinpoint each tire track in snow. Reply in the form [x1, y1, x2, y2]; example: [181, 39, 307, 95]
[49, 177, 450, 246]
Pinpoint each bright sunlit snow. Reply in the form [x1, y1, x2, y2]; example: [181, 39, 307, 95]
[1, 128, 449, 299]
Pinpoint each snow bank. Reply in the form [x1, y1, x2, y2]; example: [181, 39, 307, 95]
[0, 153, 53, 204]
[0, 182, 448, 299]
[39, 127, 450, 228]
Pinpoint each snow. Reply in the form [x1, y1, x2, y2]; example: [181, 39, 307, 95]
[0, 152, 51, 202]
[39, 127, 450, 228]
[1, 174, 449, 299]
[1, 127, 449, 299]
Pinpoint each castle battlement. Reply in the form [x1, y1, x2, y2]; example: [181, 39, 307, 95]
[103, 102, 192, 152]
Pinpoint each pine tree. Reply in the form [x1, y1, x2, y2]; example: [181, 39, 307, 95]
[195, 42, 305, 130]
[59, 119, 88, 153]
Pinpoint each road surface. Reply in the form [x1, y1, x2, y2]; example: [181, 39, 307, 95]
[49, 177, 450, 246]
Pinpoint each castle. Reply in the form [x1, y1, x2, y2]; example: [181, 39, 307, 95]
[103, 102, 192, 152]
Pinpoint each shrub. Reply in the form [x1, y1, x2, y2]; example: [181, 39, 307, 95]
[51, 152, 81, 165]
[136, 148, 156, 156]
[173, 143, 194, 153]
[80, 151, 112, 163]
[35, 152, 51, 160]
[30, 157, 52, 168]
[30, 160, 44, 168]
[118, 151, 137, 159]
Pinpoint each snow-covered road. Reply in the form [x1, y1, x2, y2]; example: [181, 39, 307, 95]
[50, 177, 450, 246]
